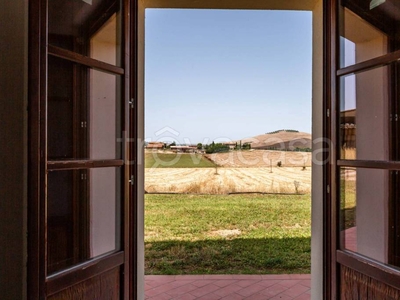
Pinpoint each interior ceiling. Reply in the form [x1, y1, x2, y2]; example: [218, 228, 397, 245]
[343, 0, 400, 35]
[143, 0, 319, 11]
[49, 0, 115, 38]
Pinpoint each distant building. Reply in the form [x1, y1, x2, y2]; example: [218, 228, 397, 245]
[146, 142, 164, 150]
[170, 145, 197, 153]
[223, 142, 236, 150]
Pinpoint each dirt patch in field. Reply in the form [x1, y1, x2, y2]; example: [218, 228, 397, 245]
[209, 229, 242, 238]
[205, 150, 311, 168]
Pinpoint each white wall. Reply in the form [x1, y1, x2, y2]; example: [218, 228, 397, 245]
[0, 0, 28, 299]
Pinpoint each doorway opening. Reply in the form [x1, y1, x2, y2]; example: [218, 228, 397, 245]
[135, 1, 324, 299]
[143, 8, 313, 297]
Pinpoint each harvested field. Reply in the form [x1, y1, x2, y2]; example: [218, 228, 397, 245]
[205, 150, 312, 168]
[145, 167, 311, 194]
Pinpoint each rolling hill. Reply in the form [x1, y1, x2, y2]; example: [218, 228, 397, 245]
[238, 129, 311, 150]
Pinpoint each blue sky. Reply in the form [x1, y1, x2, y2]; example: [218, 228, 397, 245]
[145, 9, 312, 144]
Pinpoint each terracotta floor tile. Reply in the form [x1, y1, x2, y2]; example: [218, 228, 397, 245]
[189, 283, 221, 297]
[282, 284, 310, 298]
[145, 275, 311, 300]
[172, 293, 198, 300]
[213, 279, 239, 287]
[175, 275, 205, 280]
[288, 275, 311, 280]
[298, 280, 311, 288]
[166, 284, 198, 297]
[191, 279, 216, 287]
[278, 280, 301, 288]
[245, 293, 272, 300]
[220, 293, 245, 300]
[235, 283, 267, 297]
[293, 292, 311, 300]
[196, 292, 222, 300]
[146, 292, 173, 300]
[261, 275, 292, 280]
[203, 275, 235, 280]
[258, 279, 280, 288]
[236, 279, 262, 288]
[213, 283, 244, 297]
[259, 283, 288, 298]
[232, 275, 263, 280]
[270, 293, 293, 300]
[146, 283, 176, 298]
[146, 275, 176, 281]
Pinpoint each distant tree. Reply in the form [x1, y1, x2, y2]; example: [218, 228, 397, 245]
[242, 143, 251, 150]
[205, 142, 229, 154]
[197, 143, 203, 150]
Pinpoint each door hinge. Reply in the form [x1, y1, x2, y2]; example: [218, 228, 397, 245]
[81, 173, 87, 180]
[129, 175, 134, 186]
[327, 185, 330, 194]
[129, 98, 134, 109]
[81, 121, 87, 128]
[395, 114, 398, 122]
[327, 109, 330, 118]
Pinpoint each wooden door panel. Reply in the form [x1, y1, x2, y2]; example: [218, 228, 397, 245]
[28, 0, 133, 297]
[341, 266, 400, 299]
[48, 268, 120, 300]
[330, 0, 400, 298]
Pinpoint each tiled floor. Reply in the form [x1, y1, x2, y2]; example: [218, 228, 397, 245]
[145, 274, 311, 300]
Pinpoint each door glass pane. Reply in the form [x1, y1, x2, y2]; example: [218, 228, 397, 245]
[340, 167, 390, 265]
[89, 68, 122, 159]
[47, 56, 122, 160]
[48, 56, 74, 159]
[48, 0, 122, 67]
[339, 66, 389, 160]
[339, 7, 388, 68]
[47, 167, 121, 274]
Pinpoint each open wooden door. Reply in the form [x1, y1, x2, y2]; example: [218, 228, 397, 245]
[327, 0, 400, 298]
[28, 0, 138, 298]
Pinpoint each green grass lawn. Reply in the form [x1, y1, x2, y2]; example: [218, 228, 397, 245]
[145, 194, 311, 275]
[145, 152, 216, 168]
